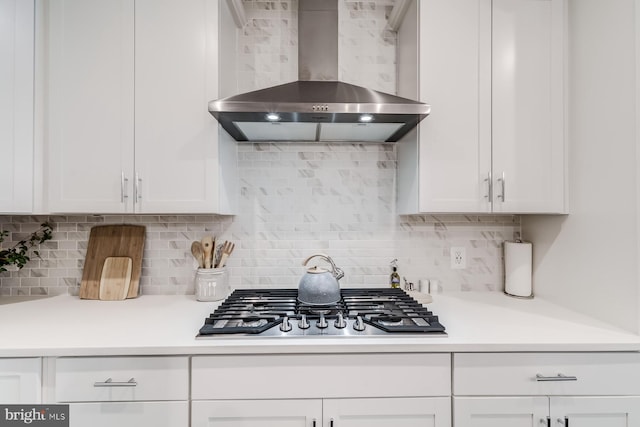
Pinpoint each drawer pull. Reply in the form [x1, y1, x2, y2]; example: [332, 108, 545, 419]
[93, 377, 138, 387]
[535, 373, 577, 382]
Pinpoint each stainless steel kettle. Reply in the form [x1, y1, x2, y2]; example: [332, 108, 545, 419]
[297, 253, 344, 305]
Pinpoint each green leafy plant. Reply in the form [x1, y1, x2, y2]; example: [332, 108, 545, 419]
[0, 222, 53, 273]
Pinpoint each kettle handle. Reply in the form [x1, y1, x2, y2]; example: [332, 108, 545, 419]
[302, 253, 344, 281]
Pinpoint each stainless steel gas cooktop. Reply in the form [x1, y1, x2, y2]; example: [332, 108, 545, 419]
[196, 288, 446, 338]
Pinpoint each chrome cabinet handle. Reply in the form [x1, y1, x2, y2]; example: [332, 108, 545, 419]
[497, 171, 505, 201]
[121, 172, 129, 203]
[135, 173, 142, 201]
[535, 373, 578, 382]
[484, 171, 492, 201]
[93, 377, 138, 387]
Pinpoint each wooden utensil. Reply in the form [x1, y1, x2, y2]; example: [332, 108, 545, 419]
[80, 225, 146, 299]
[213, 243, 224, 268]
[201, 236, 213, 269]
[98, 257, 133, 301]
[217, 241, 235, 268]
[191, 241, 205, 268]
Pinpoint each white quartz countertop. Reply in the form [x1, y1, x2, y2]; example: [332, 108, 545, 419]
[1, 291, 639, 357]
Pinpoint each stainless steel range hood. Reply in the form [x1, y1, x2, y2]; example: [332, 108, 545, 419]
[209, 0, 430, 143]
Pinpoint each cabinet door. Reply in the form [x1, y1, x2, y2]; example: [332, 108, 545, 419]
[134, 0, 220, 213]
[551, 396, 640, 427]
[0, 0, 34, 213]
[0, 358, 41, 403]
[324, 397, 451, 427]
[46, 0, 135, 213]
[68, 401, 188, 427]
[454, 397, 548, 427]
[191, 399, 322, 427]
[417, 0, 492, 213]
[491, 0, 566, 213]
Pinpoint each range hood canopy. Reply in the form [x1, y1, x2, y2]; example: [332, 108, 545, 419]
[209, 0, 430, 143]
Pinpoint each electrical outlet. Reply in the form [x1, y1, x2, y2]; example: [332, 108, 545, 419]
[450, 247, 466, 269]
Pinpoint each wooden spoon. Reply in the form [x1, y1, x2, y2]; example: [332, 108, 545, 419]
[191, 241, 205, 268]
[201, 236, 214, 269]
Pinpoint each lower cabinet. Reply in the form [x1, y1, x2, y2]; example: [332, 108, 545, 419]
[53, 356, 189, 427]
[453, 352, 640, 427]
[324, 397, 450, 427]
[454, 396, 640, 427]
[191, 353, 452, 427]
[68, 401, 189, 427]
[193, 397, 451, 427]
[0, 358, 41, 403]
[192, 399, 321, 427]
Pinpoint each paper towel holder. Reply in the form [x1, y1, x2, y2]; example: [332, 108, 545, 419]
[503, 240, 534, 299]
[503, 290, 534, 299]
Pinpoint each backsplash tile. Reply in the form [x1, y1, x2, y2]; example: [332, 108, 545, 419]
[338, 0, 397, 94]
[0, 144, 520, 297]
[239, 0, 397, 93]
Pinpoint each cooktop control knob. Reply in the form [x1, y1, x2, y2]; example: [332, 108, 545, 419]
[280, 316, 292, 332]
[334, 312, 347, 329]
[353, 315, 366, 332]
[317, 313, 328, 329]
[299, 314, 310, 329]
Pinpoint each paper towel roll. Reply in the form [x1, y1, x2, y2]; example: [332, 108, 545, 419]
[504, 240, 533, 298]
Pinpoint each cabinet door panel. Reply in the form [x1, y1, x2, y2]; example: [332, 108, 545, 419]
[46, 0, 134, 213]
[417, 0, 492, 213]
[551, 396, 640, 427]
[134, 0, 219, 213]
[492, 0, 565, 213]
[69, 401, 188, 427]
[454, 397, 548, 427]
[0, 358, 41, 403]
[0, 0, 34, 213]
[191, 399, 321, 427]
[324, 397, 451, 427]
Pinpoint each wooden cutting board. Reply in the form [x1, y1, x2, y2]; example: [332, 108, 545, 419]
[98, 257, 133, 301]
[80, 225, 146, 300]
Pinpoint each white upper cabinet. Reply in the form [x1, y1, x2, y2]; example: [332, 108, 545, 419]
[45, 0, 135, 214]
[491, 0, 566, 213]
[44, 0, 235, 214]
[134, 0, 225, 214]
[0, 0, 35, 213]
[398, 0, 566, 214]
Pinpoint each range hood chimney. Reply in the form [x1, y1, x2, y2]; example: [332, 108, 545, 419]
[209, 0, 430, 143]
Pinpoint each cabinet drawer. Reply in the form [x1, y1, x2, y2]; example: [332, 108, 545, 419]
[55, 356, 188, 402]
[192, 353, 451, 399]
[454, 352, 640, 396]
[69, 401, 188, 427]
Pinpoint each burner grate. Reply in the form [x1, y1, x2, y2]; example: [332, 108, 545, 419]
[197, 288, 446, 338]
